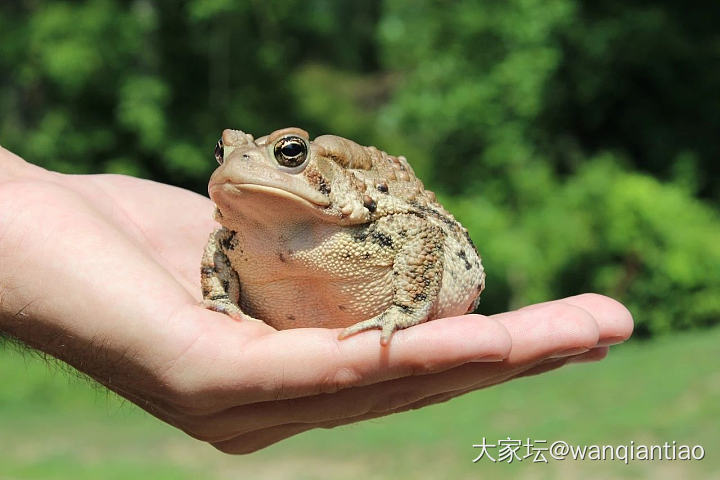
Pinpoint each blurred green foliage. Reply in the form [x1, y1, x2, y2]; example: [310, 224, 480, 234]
[1, 0, 718, 336]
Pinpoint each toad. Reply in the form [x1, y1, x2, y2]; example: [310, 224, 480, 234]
[202, 127, 485, 344]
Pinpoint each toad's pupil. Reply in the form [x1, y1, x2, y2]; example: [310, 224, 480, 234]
[281, 142, 302, 158]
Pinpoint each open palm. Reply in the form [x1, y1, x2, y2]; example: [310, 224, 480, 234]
[0, 147, 633, 453]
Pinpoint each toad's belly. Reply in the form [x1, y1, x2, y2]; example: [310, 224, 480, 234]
[237, 269, 395, 330]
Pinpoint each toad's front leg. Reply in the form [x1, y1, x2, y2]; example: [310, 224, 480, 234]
[201, 228, 243, 318]
[338, 217, 445, 345]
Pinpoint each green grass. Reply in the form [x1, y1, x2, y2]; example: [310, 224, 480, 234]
[1, 328, 719, 479]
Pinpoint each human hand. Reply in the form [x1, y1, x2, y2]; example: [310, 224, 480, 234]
[0, 147, 633, 453]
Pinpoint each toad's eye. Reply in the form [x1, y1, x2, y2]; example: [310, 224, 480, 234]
[274, 136, 308, 168]
[214, 138, 224, 164]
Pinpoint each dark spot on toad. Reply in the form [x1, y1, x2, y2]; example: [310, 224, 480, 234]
[286, 314, 296, 321]
[221, 279, 230, 292]
[305, 167, 331, 195]
[318, 178, 331, 195]
[410, 203, 459, 227]
[376, 182, 388, 193]
[463, 229, 479, 255]
[413, 293, 427, 302]
[370, 231, 394, 248]
[201, 266, 217, 275]
[220, 231, 238, 251]
[353, 228, 369, 242]
[457, 250, 472, 270]
[393, 302, 412, 313]
[338, 305, 347, 311]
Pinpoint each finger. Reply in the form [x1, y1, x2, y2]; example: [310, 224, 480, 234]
[162, 310, 512, 410]
[513, 346, 609, 377]
[566, 346, 610, 364]
[175, 358, 523, 442]
[491, 300, 601, 363]
[559, 294, 634, 346]
[209, 382, 506, 454]
[168, 293, 630, 411]
[209, 356, 580, 454]
[171, 302, 608, 441]
[514, 357, 571, 378]
[511, 294, 633, 347]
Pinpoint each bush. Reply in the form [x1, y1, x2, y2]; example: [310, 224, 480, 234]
[449, 157, 720, 336]
[1, 1, 717, 336]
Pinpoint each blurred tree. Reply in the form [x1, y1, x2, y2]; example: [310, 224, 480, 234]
[544, 1, 720, 201]
[378, 0, 720, 334]
[0, 0, 717, 336]
[0, 0, 383, 191]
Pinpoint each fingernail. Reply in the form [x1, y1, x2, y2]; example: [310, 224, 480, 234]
[567, 346, 609, 364]
[473, 353, 506, 362]
[550, 347, 590, 358]
[597, 335, 627, 347]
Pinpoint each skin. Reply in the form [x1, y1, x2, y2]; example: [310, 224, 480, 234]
[0, 146, 633, 454]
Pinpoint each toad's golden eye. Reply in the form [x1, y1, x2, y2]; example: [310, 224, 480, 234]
[273, 136, 308, 168]
[214, 138, 224, 164]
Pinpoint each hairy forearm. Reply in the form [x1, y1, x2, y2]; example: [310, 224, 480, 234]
[0, 150, 180, 397]
[0, 149, 46, 339]
[0, 149, 57, 339]
[0, 182, 130, 384]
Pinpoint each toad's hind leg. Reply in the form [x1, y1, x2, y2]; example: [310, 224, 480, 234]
[338, 218, 445, 345]
[338, 303, 434, 345]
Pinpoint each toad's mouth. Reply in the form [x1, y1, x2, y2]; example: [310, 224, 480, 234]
[209, 181, 331, 210]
